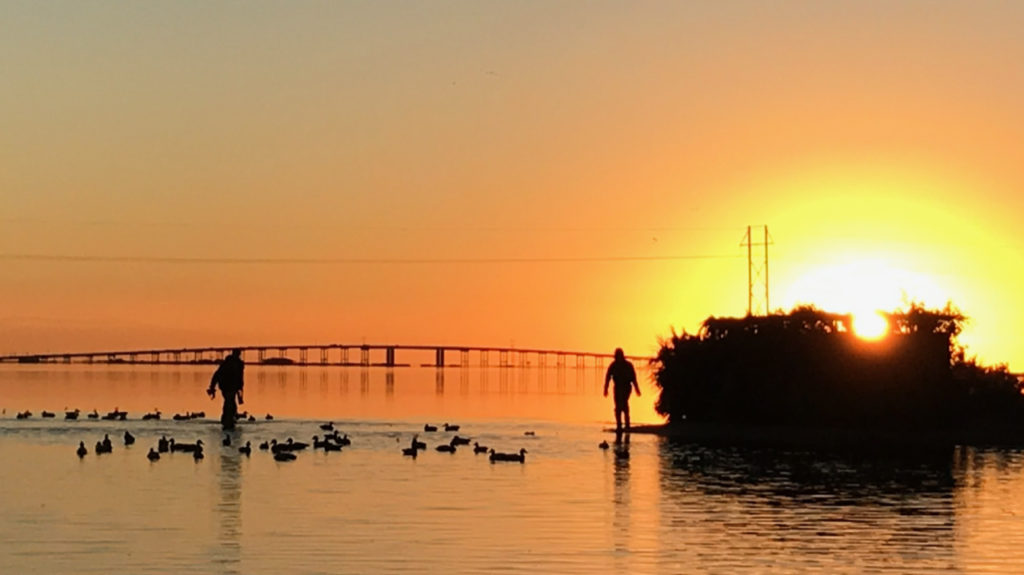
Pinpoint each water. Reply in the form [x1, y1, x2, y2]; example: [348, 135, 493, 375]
[2, 365, 1024, 574]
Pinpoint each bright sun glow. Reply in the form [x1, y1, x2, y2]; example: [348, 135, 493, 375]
[784, 258, 949, 340]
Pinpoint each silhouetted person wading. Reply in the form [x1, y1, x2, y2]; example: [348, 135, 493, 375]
[604, 348, 640, 432]
[208, 349, 245, 430]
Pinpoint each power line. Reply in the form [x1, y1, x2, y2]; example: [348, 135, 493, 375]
[0, 253, 743, 265]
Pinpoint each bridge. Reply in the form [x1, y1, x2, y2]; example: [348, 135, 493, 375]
[0, 344, 649, 369]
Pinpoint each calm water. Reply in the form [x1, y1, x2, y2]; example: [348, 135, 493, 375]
[2, 365, 1024, 574]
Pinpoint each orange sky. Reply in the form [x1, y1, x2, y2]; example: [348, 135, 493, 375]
[2, 3, 1023, 369]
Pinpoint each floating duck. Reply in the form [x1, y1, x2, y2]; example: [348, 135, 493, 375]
[451, 435, 471, 446]
[312, 436, 329, 449]
[273, 451, 296, 462]
[158, 435, 170, 453]
[412, 436, 427, 451]
[323, 442, 343, 452]
[41, 410, 55, 418]
[101, 434, 112, 451]
[258, 440, 270, 450]
[123, 431, 135, 445]
[95, 439, 113, 454]
[473, 442, 489, 454]
[401, 446, 418, 457]
[265, 413, 274, 421]
[320, 422, 334, 431]
[489, 448, 527, 463]
[170, 439, 203, 453]
[423, 424, 437, 432]
[65, 409, 80, 420]
[142, 410, 161, 421]
[87, 409, 99, 419]
[238, 441, 252, 456]
[335, 433, 351, 446]
[436, 439, 458, 453]
[16, 410, 31, 420]
[443, 423, 460, 432]
[147, 448, 160, 461]
[247, 415, 256, 422]
[76, 441, 88, 457]
[598, 440, 610, 450]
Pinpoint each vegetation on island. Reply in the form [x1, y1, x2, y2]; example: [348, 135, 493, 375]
[652, 304, 1024, 434]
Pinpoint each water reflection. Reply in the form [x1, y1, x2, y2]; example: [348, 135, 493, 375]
[215, 451, 243, 575]
[656, 439, 959, 572]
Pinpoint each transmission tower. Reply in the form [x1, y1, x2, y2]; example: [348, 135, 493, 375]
[740, 225, 773, 316]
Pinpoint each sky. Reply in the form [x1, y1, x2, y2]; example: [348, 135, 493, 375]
[2, 2, 1023, 369]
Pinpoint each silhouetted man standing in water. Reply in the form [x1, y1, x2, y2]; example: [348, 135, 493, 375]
[208, 349, 244, 430]
[604, 348, 640, 432]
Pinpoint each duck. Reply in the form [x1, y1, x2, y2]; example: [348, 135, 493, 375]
[335, 433, 351, 446]
[451, 435, 471, 446]
[16, 410, 31, 420]
[238, 441, 252, 456]
[401, 446, 418, 457]
[247, 415, 256, 422]
[172, 413, 189, 421]
[323, 442, 343, 452]
[142, 410, 161, 421]
[158, 436, 170, 453]
[193, 447, 205, 461]
[101, 434, 112, 451]
[489, 448, 527, 463]
[443, 423, 460, 432]
[411, 435, 427, 451]
[598, 440, 610, 450]
[65, 409, 80, 420]
[76, 441, 88, 457]
[95, 440, 112, 454]
[222, 434, 231, 447]
[320, 422, 335, 431]
[123, 431, 135, 445]
[41, 410, 55, 418]
[265, 413, 274, 421]
[473, 442, 489, 454]
[423, 423, 437, 432]
[147, 448, 160, 461]
[284, 438, 308, 451]
[312, 435, 329, 449]
[171, 439, 203, 453]
[190, 411, 205, 419]
[436, 439, 457, 453]
[87, 409, 99, 419]
[258, 440, 270, 450]
[273, 451, 297, 462]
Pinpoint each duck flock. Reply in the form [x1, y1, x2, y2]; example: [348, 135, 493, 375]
[9, 409, 619, 463]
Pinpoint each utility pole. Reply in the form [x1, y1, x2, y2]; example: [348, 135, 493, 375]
[740, 225, 773, 316]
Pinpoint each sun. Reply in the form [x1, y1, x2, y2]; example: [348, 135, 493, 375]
[783, 258, 948, 340]
[851, 310, 889, 340]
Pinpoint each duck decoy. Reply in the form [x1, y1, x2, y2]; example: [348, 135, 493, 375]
[147, 448, 160, 461]
[320, 422, 334, 431]
[41, 410, 55, 418]
[65, 409, 80, 420]
[238, 441, 252, 456]
[76, 441, 88, 458]
[273, 451, 296, 462]
[489, 448, 527, 463]
[258, 440, 270, 450]
[423, 424, 437, 432]
[158, 436, 170, 453]
[473, 442, 489, 454]
[124, 431, 135, 445]
[599, 440, 610, 450]
[443, 423, 460, 432]
[222, 435, 231, 447]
